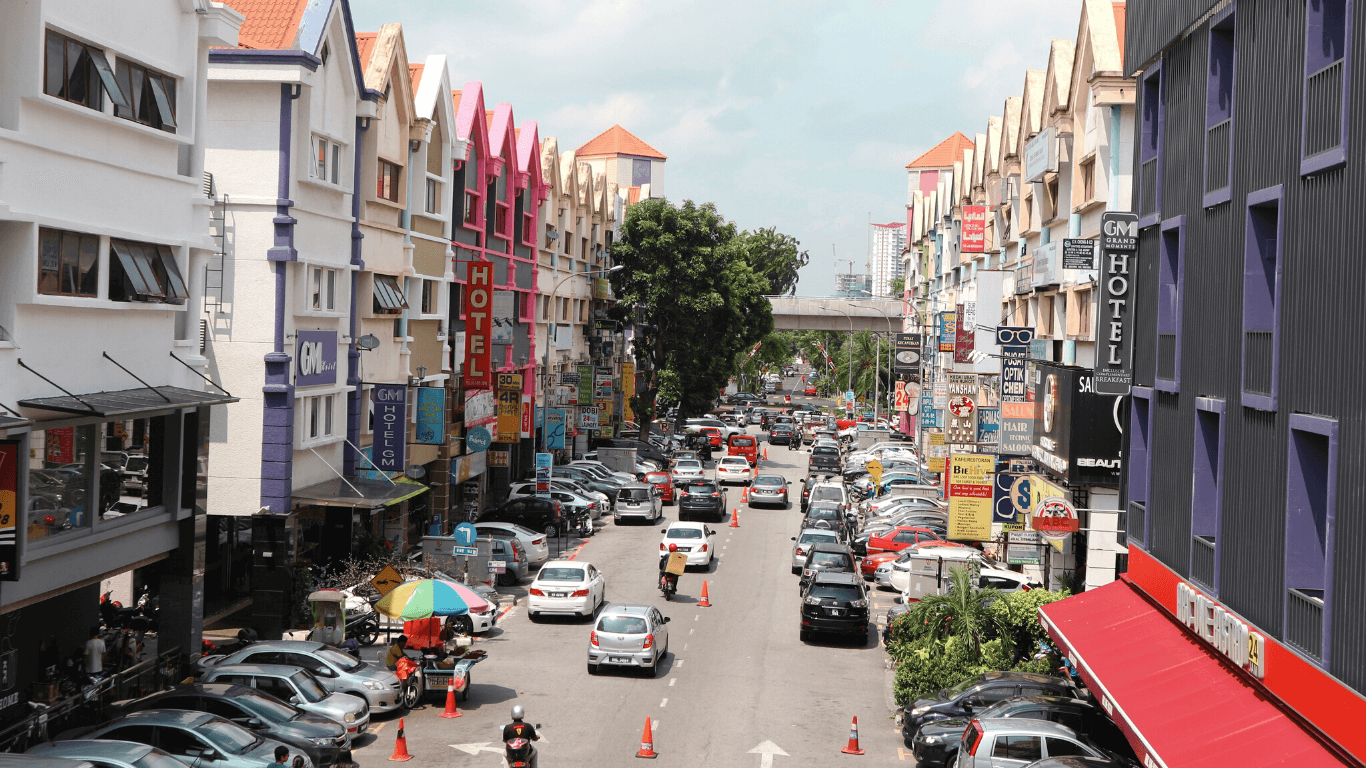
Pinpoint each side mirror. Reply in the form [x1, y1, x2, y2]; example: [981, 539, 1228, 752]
[790, 537, 796, 541]
[290, 696, 302, 705]
[893, 596, 904, 605]
[662, 616, 671, 623]
[661, 528, 669, 534]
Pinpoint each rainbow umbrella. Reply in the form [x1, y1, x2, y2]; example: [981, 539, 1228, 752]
[374, 579, 492, 620]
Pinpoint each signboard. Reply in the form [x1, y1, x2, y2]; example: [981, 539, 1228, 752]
[933, 383, 948, 409]
[1031, 362, 1124, 486]
[0, 442, 18, 580]
[414, 387, 446, 445]
[1024, 125, 1057, 182]
[496, 373, 523, 391]
[919, 388, 936, 429]
[865, 459, 883, 485]
[535, 453, 553, 499]
[488, 450, 510, 467]
[545, 408, 567, 450]
[1062, 238, 1097, 270]
[993, 472, 1028, 528]
[954, 302, 975, 363]
[947, 453, 994, 541]
[580, 407, 599, 430]
[490, 291, 517, 344]
[577, 365, 594, 404]
[464, 389, 496, 427]
[562, 384, 579, 406]
[1006, 543, 1045, 565]
[938, 312, 956, 352]
[520, 395, 533, 439]
[622, 363, 635, 422]
[45, 427, 74, 464]
[450, 450, 487, 483]
[372, 383, 407, 471]
[999, 401, 1035, 456]
[496, 390, 520, 443]
[962, 205, 987, 253]
[560, 370, 581, 385]
[295, 330, 338, 387]
[976, 406, 999, 445]
[465, 426, 492, 453]
[945, 373, 978, 444]
[1095, 212, 1140, 395]
[927, 432, 947, 473]
[462, 261, 493, 389]
[1032, 240, 1061, 287]
[370, 564, 403, 596]
[894, 381, 909, 412]
[997, 326, 1033, 405]
[1031, 495, 1080, 543]
[594, 277, 611, 300]
[894, 333, 922, 378]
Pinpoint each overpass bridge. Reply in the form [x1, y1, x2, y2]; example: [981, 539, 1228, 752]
[766, 296, 903, 331]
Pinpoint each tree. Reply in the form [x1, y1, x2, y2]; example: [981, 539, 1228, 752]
[831, 330, 894, 401]
[738, 228, 809, 297]
[906, 564, 1010, 658]
[889, 276, 905, 296]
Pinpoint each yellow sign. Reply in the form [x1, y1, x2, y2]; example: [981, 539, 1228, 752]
[865, 459, 883, 485]
[929, 433, 945, 447]
[370, 564, 403, 597]
[497, 390, 520, 442]
[596, 399, 613, 419]
[622, 363, 635, 422]
[496, 373, 523, 391]
[947, 453, 994, 541]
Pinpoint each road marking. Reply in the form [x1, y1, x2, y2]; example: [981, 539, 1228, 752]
[898, 747, 915, 761]
[669, 678, 676, 686]
[689, 628, 694, 635]
[695, 615, 700, 621]
[566, 539, 590, 561]
[450, 743, 502, 756]
[676, 659, 684, 667]
[368, 722, 386, 738]
[723, 545, 728, 550]
[683, 643, 688, 650]
[660, 698, 668, 708]
[748, 740, 790, 767]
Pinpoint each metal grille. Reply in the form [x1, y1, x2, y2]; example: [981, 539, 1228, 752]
[1140, 158, 1158, 216]
[1128, 500, 1146, 545]
[1191, 536, 1216, 588]
[1157, 333, 1177, 380]
[1243, 330, 1274, 395]
[1285, 588, 1324, 661]
[1305, 60, 1344, 157]
[1205, 119, 1231, 193]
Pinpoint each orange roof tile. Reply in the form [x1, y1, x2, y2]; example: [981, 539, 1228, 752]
[408, 63, 424, 92]
[451, 90, 462, 112]
[223, 0, 310, 50]
[354, 33, 377, 69]
[577, 125, 666, 160]
[1113, 2, 1127, 67]
[627, 186, 642, 205]
[906, 132, 976, 169]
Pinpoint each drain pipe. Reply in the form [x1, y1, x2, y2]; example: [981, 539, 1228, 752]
[344, 115, 371, 476]
[1110, 105, 1122, 210]
[398, 139, 420, 368]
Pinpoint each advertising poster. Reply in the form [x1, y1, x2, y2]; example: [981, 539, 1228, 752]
[577, 365, 594, 404]
[894, 333, 922, 379]
[545, 409, 567, 449]
[463, 261, 493, 389]
[1031, 362, 1123, 485]
[0, 441, 18, 580]
[535, 453, 553, 499]
[962, 205, 987, 253]
[464, 389, 496, 428]
[945, 373, 979, 444]
[372, 384, 407, 471]
[491, 291, 516, 344]
[488, 450, 509, 468]
[414, 388, 446, 445]
[947, 453, 994, 540]
[496, 390, 521, 443]
[44, 427, 75, 464]
[954, 302, 975, 363]
[976, 406, 1000, 445]
[939, 312, 957, 352]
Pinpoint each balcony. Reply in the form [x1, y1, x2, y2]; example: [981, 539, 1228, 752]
[1128, 500, 1146, 546]
[1139, 158, 1158, 218]
[1243, 330, 1273, 397]
[1305, 60, 1344, 158]
[1285, 588, 1324, 661]
[1157, 333, 1177, 382]
[1191, 536, 1216, 590]
[1205, 119, 1231, 195]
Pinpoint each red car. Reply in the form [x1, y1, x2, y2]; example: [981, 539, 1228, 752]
[866, 526, 943, 555]
[728, 434, 758, 465]
[804, 385, 817, 396]
[645, 471, 674, 504]
[861, 551, 901, 579]
[699, 426, 723, 448]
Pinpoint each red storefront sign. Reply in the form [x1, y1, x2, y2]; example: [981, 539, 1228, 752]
[0, 441, 18, 580]
[962, 205, 987, 253]
[463, 261, 492, 389]
[45, 427, 74, 464]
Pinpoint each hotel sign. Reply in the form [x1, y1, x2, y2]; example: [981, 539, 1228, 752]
[462, 261, 493, 389]
[1094, 212, 1140, 395]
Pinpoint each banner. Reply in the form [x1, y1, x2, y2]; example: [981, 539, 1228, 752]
[535, 453, 553, 499]
[945, 373, 978, 444]
[938, 312, 956, 353]
[622, 363, 635, 422]
[414, 387, 446, 445]
[947, 453, 993, 540]
[496, 390, 520, 443]
[372, 384, 407, 471]
[999, 401, 1034, 456]
[954, 302, 975, 363]
[894, 333, 922, 379]
[577, 365, 594, 404]
[1095, 212, 1140, 395]
[463, 261, 493, 389]
[546, 409, 567, 449]
[0, 441, 17, 580]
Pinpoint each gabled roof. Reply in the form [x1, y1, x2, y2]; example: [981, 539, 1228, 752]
[516, 121, 545, 198]
[1018, 70, 1046, 154]
[626, 186, 642, 205]
[1113, 2, 1127, 65]
[408, 64, 423, 92]
[354, 32, 376, 69]
[1000, 96, 1023, 165]
[540, 137, 561, 200]
[1042, 39, 1077, 117]
[906, 132, 975, 169]
[224, 0, 309, 50]
[985, 116, 1002, 175]
[454, 83, 490, 159]
[488, 104, 516, 162]
[577, 125, 667, 160]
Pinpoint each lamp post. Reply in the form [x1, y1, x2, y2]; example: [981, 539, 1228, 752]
[542, 264, 622, 452]
[850, 302, 898, 425]
[819, 304, 855, 400]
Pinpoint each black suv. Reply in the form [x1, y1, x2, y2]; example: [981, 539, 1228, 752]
[727, 392, 765, 406]
[798, 543, 857, 593]
[903, 671, 1076, 731]
[908, 695, 1132, 767]
[478, 497, 569, 534]
[800, 502, 849, 540]
[799, 572, 868, 642]
[769, 423, 797, 446]
[809, 444, 842, 474]
[678, 480, 728, 522]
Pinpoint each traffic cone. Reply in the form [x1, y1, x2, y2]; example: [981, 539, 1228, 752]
[699, 580, 711, 607]
[730, 508, 740, 528]
[741, 485, 749, 503]
[636, 717, 658, 759]
[438, 677, 462, 718]
[840, 716, 865, 755]
[388, 718, 414, 761]
[763, 448, 769, 461]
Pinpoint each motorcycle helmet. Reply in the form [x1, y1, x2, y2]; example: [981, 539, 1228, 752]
[511, 705, 525, 721]
[669, 543, 678, 552]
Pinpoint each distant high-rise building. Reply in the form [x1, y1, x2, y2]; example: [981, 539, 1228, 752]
[834, 273, 874, 298]
[870, 222, 906, 296]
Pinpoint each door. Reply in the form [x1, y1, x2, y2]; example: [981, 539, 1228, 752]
[586, 565, 603, 603]
[286, 651, 339, 690]
[651, 608, 669, 651]
[988, 734, 1041, 767]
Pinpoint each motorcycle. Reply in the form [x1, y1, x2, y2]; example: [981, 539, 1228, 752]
[394, 655, 423, 710]
[345, 609, 380, 647]
[658, 571, 678, 601]
[504, 724, 542, 768]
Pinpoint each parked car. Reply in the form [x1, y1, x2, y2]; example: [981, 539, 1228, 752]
[60, 710, 313, 768]
[198, 665, 368, 736]
[27, 742, 185, 768]
[659, 522, 716, 567]
[955, 718, 1116, 768]
[198, 640, 400, 714]
[527, 560, 606, 620]
[800, 502, 849, 540]
[799, 572, 868, 642]
[677, 480, 727, 522]
[5, 752, 96, 768]
[790, 529, 842, 574]
[671, 459, 706, 487]
[613, 483, 662, 523]
[587, 604, 671, 677]
[727, 434, 758, 465]
[485, 535, 528, 585]
[907, 695, 1131, 767]
[866, 526, 944, 555]
[715, 456, 755, 485]
[474, 522, 550, 566]
[593, 438, 670, 467]
[798, 543, 858, 593]
[508, 480, 609, 512]
[748, 474, 790, 507]
[478, 497, 567, 535]
[808, 444, 842, 474]
[904, 671, 1076, 731]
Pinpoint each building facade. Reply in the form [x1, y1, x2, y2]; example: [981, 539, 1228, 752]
[869, 222, 905, 297]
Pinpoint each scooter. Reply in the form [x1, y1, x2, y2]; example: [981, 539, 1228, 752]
[504, 724, 541, 768]
[659, 571, 678, 601]
[394, 655, 424, 710]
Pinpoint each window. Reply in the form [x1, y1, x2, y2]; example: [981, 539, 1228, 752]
[458, 151, 482, 227]
[1241, 185, 1283, 410]
[372, 274, 407, 315]
[632, 158, 651, 186]
[26, 425, 97, 541]
[1127, 387, 1153, 547]
[564, 231, 573, 256]
[992, 735, 1042, 762]
[1154, 216, 1185, 392]
[1046, 738, 1090, 758]
[1302, 0, 1353, 173]
[310, 267, 338, 311]
[38, 227, 99, 297]
[377, 159, 400, 202]
[110, 239, 188, 304]
[44, 30, 125, 113]
[303, 394, 336, 443]
[1139, 63, 1165, 224]
[1283, 414, 1338, 665]
[488, 165, 510, 239]
[1191, 398, 1225, 592]
[310, 136, 342, 183]
[319, 43, 330, 65]
[421, 279, 436, 315]
[1205, 9, 1236, 205]
[1080, 157, 1096, 204]
[424, 178, 439, 214]
[114, 58, 176, 132]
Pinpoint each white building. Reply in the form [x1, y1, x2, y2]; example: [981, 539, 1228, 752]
[576, 125, 666, 203]
[870, 222, 906, 297]
[0, 0, 242, 696]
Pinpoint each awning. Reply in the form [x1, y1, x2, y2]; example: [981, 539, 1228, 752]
[372, 274, 409, 311]
[1040, 580, 1350, 768]
[292, 477, 428, 509]
[0, 414, 31, 430]
[19, 385, 238, 417]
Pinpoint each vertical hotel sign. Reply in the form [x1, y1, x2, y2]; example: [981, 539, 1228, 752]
[0, 442, 17, 580]
[463, 261, 493, 390]
[1094, 212, 1139, 395]
[372, 384, 407, 471]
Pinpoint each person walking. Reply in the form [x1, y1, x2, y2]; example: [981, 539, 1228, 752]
[84, 626, 106, 677]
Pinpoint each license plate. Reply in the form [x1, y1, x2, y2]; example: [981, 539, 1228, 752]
[609, 656, 629, 663]
[550, 592, 566, 598]
[830, 609, 843, 616]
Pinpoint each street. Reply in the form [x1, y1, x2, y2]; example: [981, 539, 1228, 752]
[352, 394, 906, 766]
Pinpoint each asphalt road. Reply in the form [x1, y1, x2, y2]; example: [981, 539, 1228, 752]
[351, 396, 908, 766]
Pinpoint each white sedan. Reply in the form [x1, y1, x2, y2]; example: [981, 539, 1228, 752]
[528, 560, 606, 620]
[715, 456, 754, 485]
[659, 522, 715, 567]
[474, 522, 550, 565]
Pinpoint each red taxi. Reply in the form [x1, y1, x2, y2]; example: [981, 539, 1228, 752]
[645, 471, 674, 505]
[803, 385, 818, 396]
[727, 434, 758, 465]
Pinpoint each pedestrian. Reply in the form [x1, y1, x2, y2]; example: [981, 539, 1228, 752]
[271, 747, 289, 768]
[84, 626, 105, 677]
[291, 757, 304, 768]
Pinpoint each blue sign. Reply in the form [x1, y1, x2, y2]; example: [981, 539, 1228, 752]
[976, 406, 1000, 444]
[546, 409, 566, 450]
[454, 522, 478, 546]
[415, 388, 446, 445]
[466, 425, 492, 453]
[535, 453, 553, 499]
[372, 383, 407, 471]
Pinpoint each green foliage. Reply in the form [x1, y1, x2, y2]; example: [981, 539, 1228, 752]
[889, 277, 905, 296]
[830, 330, 894, 402]
[906, 565, 1009, 657]
[989, 587, 1071, 651]
[738, 227, 809, 297]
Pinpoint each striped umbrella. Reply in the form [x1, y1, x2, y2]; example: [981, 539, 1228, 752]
[373, 579, 493, 620]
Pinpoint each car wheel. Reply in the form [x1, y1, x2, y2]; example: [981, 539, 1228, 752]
[528, 612, 540, 623]
[791, 566, 800, 575]
[613, 516, 621, 525]
[644, 655, 658, 678]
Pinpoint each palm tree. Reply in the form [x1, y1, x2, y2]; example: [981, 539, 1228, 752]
[832, 330, 894, 402]
[906, 564, 1010, 659]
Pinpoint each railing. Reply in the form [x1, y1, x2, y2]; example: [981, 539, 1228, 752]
[1285, 588, 1324, 661]
[1305, 60, 1344, 157]
[1243, 330, 1274, 396]
[1205, 119, 1231, 193]
[1157, 333, 1177, 381]
[1128, 500, 1146, 546]
[1191, 536, 1216, 589]
[1139, 158, 1158, 217]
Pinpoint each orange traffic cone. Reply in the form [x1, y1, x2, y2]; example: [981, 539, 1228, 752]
[636, 717, 658, 758]
[741, 485, 749, 503]
[763, 448, 769, 461]
[388, 718, 414, 761]
[438, 677, 462, 718]
[841, 716, 866, 755]
[699, 580, 711, 607]
[730, 508, 740, 528]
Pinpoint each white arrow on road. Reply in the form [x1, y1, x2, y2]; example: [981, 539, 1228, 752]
[449, 743, 503, 755]
[748, 740, 789, 768]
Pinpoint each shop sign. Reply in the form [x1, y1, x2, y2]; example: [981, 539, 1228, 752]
[894, 333, 922, 379]
[520, 396, 533, 439]
[372, 384, 407, 471]
[295, 330, 338, 387]
[496, 373, 523, 391]
[976, 406, 999, 445]
[560, 370, 581, 385]
[1014, 265, 1032, 295]
[933, 383, 948, 409]
[577, 365, 594, 404]
[491, 291, 517, 344]
[999, 401, 1034, 456]
[545, 409, 566, 450]
[1062, 238, 1097, 270]
[594, 277, 611, 300]
[45, 427, 74, 464]
[496, 390, 520, 443]
[465, 426, 491, 453]
[596, 399, 613, 420]
[488, 450, 509, 468]
[947, 453, 993, 541]
[938, 312, 956, 352]
[919, 388, 936, 429]
[464, 389, 496, 428]
[463, 262, 493, 389]
[997, 328, 1033, 402]
[993, 472, 1028, 529]
[962, 205, 987, 253]
[414, 388, 446, 445]
[535, 453, 553, 499]
[0, 441, 18, 580]
[580, 407, 599, 430]
[1031, 495, 1079, 542]
[894, 381, 909, 412]
[1094, 212, 1140, 395]
[1024, 125, 1057, 182]
[926, 432, 947, 473]
[1006, 543, 1044, 565]
[450, 449, 487, 482]
[596, 375, 613, 398]
[1031, 362, 1124, 486]
[945, 373, 978, 445]
[954, 302, 975, 363]
[1032, 240, 1061, 287]
[1175, 582, 1267, 678]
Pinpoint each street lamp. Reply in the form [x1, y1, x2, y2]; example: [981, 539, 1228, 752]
[850, 301, 899, 425]
[542, 263, 622, 452]
[818, 304, 855, 397]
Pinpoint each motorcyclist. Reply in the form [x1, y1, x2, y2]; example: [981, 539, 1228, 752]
[659, 543, 680, 594]
[503, 705, 539, 766]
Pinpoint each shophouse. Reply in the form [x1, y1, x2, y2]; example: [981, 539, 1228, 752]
[0, 0, 243, 714]
[576, 124, 665, 203]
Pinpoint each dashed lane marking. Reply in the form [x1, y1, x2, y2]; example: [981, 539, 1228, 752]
[669, 678, 676, 687]
[675, 659, 683, 667]
[660, 698, 668, 708]
[683, 643, 688, 651]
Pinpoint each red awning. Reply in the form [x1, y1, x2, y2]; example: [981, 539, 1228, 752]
[1039, 581, 1351, 768]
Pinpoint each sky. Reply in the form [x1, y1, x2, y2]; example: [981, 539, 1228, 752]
[352, 0, 1085, 296]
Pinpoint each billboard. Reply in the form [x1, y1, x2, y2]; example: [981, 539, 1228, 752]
[0, 441, 17, 580]
[414, 387, 446, 445]
[962, 205, 987, 253]
[894, 333, 922, 379]
[372, 384, 407, 471]
[945, 373, 978, 445]
[1094, 212, 1141, 395]
[947, 453, 993, 540]
[1031, 362, 1124, 486]
[462, 261, 493, 389]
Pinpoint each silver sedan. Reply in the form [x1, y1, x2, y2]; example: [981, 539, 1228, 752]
[748, 474, 790, 507]
[790, 528, 841, 574]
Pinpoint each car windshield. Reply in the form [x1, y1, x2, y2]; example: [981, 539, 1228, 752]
[686, 483, 716, 494]
[675, 461, 702, 471]
[198, 720, 260, 754]
[667, 528, 703, 539]
[290, 672, 328, 703]
[646, 473, 669, 483]
[136, 751, 191, 768]
[720, 459, 747, 467]
[538, 567, 585, 582]
[597, 615, 648, 634]
[620, 488, 650, 501]
[806, 585, 860, 601]
[237, 691, 300, 721]
[799, 533, 838, 545]
[755, 476, 784, 486]
[941, 678, 978, 698]
[316, 648, 364, 672]
[813, 447, 839, 456]
[811, 552, 851, 567]
[807, 507, 840, 519]
[126, 457, 149, 472]
[812, 488, 842, 501]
